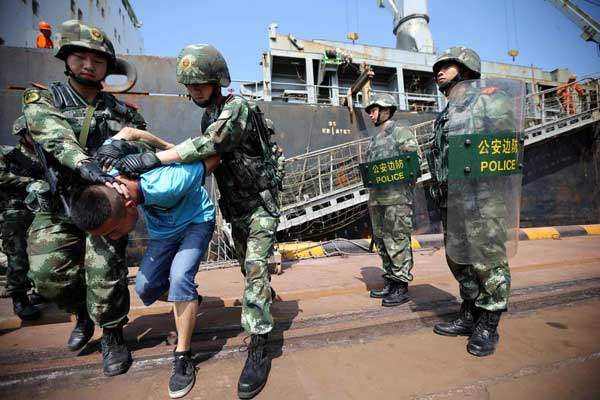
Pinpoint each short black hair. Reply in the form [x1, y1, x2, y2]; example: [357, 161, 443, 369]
[71, 185, 123, 231]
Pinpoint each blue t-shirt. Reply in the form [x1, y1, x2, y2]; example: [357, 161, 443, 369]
[139, 162, 215, 239]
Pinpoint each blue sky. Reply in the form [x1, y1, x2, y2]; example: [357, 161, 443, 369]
[130, 0, 599, 81]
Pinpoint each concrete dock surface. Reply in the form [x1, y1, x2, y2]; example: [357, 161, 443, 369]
[1, 236, 599, 399]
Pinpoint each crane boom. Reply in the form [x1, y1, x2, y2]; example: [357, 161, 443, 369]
[548, 0, 600, 44]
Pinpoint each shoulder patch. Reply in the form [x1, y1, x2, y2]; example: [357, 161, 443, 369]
[23, 88, 41, 104]
[30, 82, 48, 90]
[123, 101, 139, 110]
[481, 87, 498, 95]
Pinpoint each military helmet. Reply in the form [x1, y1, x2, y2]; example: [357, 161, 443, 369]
[176, 44, 231, 87]
[433, 46, 481, 78]
[365, 93, 397, 114]
[54, 20, 116, 64]
[11, 116, 27, 136]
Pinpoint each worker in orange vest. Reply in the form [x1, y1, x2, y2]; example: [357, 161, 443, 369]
[557, 74, 585, 115]
[36, 21, 54, 49]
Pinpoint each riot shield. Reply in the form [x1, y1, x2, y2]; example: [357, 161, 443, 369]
[446, 79, 526, 265]
[359, 151, 420, 189]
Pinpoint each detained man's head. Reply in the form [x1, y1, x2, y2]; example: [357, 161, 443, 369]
[71, 184, 138, 240]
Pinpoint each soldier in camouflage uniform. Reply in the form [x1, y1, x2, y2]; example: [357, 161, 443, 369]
[21, 20, 148, 376]
[109, 44, 283, 399]
[426, 47, 514, 357]
[364, 94, 419, 307]
[0, 117, 42, 321]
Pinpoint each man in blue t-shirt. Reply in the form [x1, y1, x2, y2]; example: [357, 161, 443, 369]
[71, 154, 219, 399]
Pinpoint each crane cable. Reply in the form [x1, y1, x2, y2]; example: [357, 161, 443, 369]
[504, 0, 520, 61]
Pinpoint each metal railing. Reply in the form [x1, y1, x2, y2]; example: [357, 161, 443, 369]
[278, 74, 600, 216]
[280, 119, 435, 210]
[235, 79, 444, 112]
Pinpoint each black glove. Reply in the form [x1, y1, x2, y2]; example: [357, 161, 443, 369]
[95, 140, 139, 170]
[116, 152, 161, 178]
[76, 162, 117, 185]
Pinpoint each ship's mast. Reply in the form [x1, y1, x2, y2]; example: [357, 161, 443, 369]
[378, 0, 435, 53]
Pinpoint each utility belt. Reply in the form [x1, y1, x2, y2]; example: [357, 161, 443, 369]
[220, 151, 280, 193]
[24, 179, 75, 218]
[218, 188, 280, 222]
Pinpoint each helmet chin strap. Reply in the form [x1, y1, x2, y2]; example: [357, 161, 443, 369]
[374, 109, 389, 127]
[64, 65, 103, 88]
[438, 72, 462, 96]
[192, 84, 220, 108]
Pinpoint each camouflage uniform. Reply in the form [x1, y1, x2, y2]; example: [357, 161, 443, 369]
[174, 45, 280, 335]
[428, 49, 513, 312]
[22, 21, 147, 328]
[366, 119, 419, 284]
[0, 143, 38, 296]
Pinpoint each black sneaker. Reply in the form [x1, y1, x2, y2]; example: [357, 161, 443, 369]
[168, 351, 196, 399]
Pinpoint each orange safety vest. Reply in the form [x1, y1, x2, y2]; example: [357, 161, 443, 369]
[36, 33, 53, 49]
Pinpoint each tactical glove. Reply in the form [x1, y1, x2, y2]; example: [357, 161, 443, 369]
[96, 140, 139, 169]
[116, 152, 161, 178]
[77, 162, 117, 185]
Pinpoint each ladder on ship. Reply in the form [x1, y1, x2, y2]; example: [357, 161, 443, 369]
[278, 74, 600, 234]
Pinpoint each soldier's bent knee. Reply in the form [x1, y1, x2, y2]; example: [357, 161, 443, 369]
[244, 260, 266, 280]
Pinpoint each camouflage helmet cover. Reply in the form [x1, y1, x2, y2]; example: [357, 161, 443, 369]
[11, 116, 27, 136]
[433, 46, 481, 78]
[55, 20, 116, 64]
[365, 93, 397, 114]
[176, 44, 231, 87]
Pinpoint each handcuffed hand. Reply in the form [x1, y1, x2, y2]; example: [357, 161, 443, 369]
[116, 152, 162, 178]
[96, 139, 139, 170]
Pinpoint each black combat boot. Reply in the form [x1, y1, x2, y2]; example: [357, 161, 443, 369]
[433, 300, 478, 337]
[381, 281, 410, 307]
[67, 308, 95, 351]
[101, 323, 132, 376]
[370, 279, 393, 298]
[238, 334, 270, 399]
[467, 310, 502, 357]
[11, 292, 40, 321]
[29, 290, 51, 305]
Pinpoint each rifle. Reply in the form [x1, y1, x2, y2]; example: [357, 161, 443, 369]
[24, 121, 72, 217]
[4, 148, 43, 178]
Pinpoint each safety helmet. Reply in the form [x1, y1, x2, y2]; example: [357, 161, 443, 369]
[176, 44, 231, 87]
[433, 46, 481, 78]
[38, 21, 52, 31]
[365, 93, 397, 115]
[12, 116, 27, 136]
[568, 74, 577, 81]
[54, 20, 115, 65]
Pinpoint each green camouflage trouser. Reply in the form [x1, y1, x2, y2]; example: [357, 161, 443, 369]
[231, 205, 278, 335]
[27, 212, 130, 328]
[369, 204, 414, 283]
[441, 207, 511, 311]
[1, 208, 34, 295]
